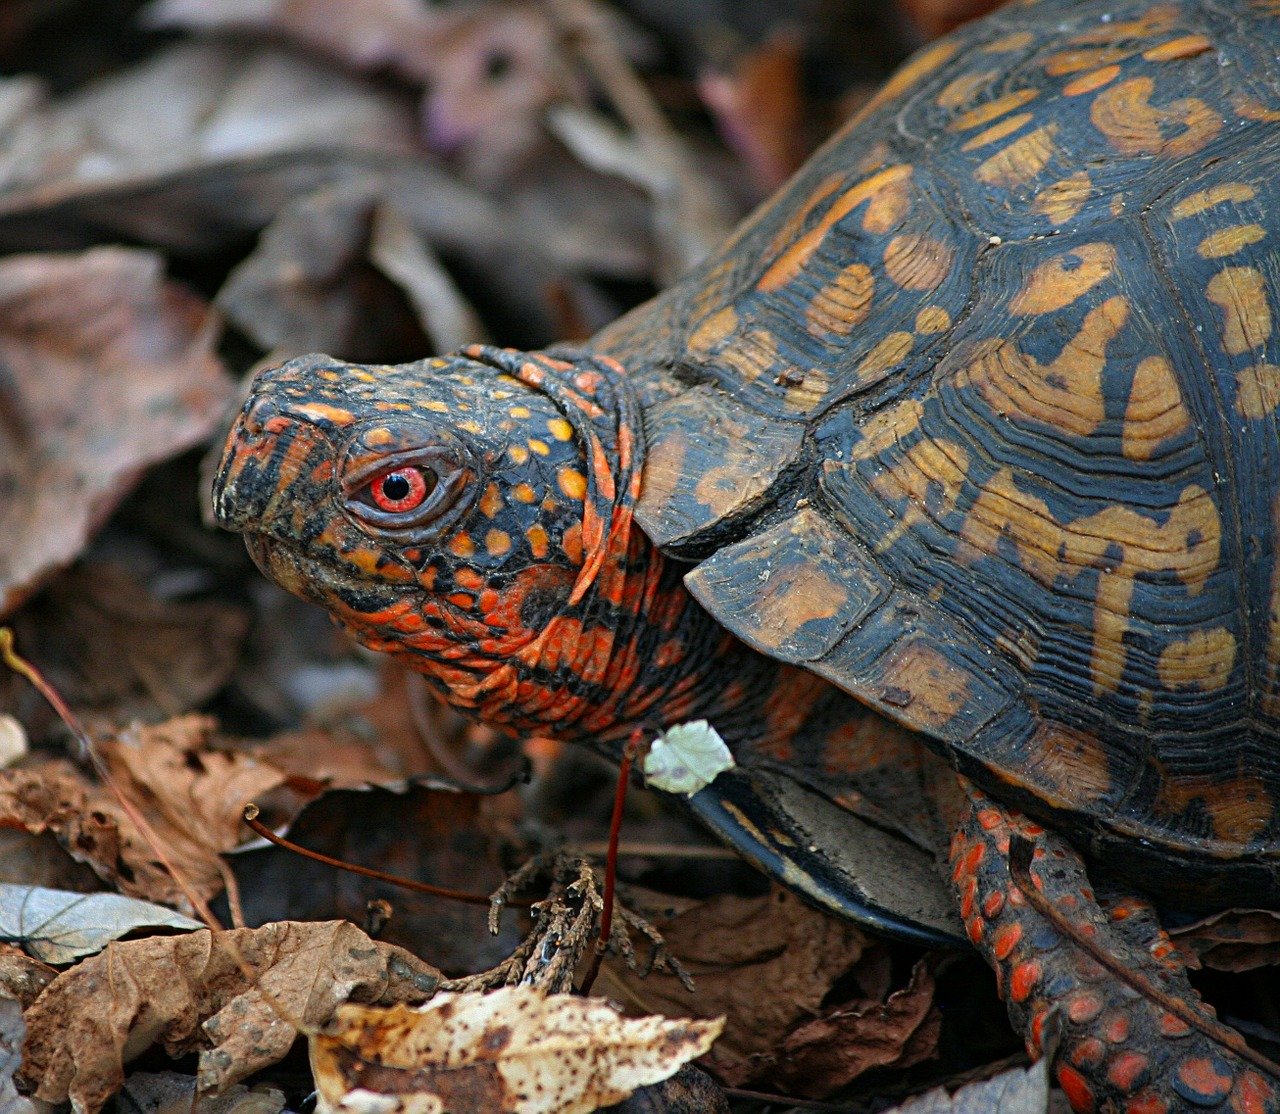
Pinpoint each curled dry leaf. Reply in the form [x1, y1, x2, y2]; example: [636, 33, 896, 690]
[0, 884, 202, 965]
[21, 919, 441, 1114]
[309, 987, 722, 1114]
[595, 886, 874, 1087]
[886, 1058, 1051, 1114]
[0, 943, 55, 1009]
[0, 716, 287, 910]
[0, 248, 229, 617]
[771, 957, 941, 1098]
[1171, 907, 1280, 972]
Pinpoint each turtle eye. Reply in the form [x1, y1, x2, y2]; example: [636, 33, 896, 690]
[369, 467, 435, 513]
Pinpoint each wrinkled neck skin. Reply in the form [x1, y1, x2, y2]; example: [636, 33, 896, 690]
[373, 500, 823, 761]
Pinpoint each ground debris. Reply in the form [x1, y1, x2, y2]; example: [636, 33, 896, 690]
[309, 986, 721, 1114]
[20, 919, 440, 1114]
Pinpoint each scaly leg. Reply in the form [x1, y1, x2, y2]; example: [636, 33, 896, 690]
[950, 778, 1279, 1114]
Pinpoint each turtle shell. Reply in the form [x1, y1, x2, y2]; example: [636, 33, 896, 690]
[592, 0, 1280, 901]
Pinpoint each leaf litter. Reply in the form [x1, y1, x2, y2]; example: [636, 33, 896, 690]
[2, 1, 1266, 1111]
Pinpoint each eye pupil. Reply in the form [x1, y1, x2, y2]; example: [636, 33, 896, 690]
[382, 473, 411, 501]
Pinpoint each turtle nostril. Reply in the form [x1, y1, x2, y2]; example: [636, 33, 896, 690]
[240, 394, 280, 438]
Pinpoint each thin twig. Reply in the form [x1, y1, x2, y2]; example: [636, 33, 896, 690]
[1009, 835, 1280, 1080]
[1, 628, 224, 932]
[578, 726, 641, 995]
[241, 804, 532, 908]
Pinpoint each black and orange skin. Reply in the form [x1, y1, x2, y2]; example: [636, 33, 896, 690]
[213, 346, 872, 788]
[214, 0, 1280, 1109]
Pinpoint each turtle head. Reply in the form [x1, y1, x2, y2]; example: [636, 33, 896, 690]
[212, 346, 640, 669]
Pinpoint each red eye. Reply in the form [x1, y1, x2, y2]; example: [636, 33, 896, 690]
[370, 467, 433, 512]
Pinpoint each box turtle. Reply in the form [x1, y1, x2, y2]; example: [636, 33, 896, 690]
[213, 0, 1280, 1107]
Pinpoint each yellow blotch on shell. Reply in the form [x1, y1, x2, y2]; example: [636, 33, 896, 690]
[1236, 364, 1280, 419]
[883, 234, 953, 292]
[961, 113, 1034, 152]
[1197, 224, 1267, 259]
[1173, 183, 1256, 220]
[509, 405, 532, 418]
[982, 31, 1034, 53]
[291, 402, 354, 426]
[915, 306, 951, 334]
[974, 124, 1059, 188]
[1122, 356, 1191, 460]
[1062, 65, 1121, 96]
[513, 482, 538, 504]
[508, 445, 530, 464]
[528, 439, 551, 456]
[1206, 266, 1272, 355]
[1032, 172, 1092, 225]
[558, 467, 588, 501]
[948, 88, 1038, 131]
[457, 419, 483, 434]
[1142, 33, 1213, 62]
[547, 418, 574, 441]
[1158, 627, 1237, 691]
[1009, 242, 1117, 316]
[485, 528, 512, 557]
[422, 400, 450, 414]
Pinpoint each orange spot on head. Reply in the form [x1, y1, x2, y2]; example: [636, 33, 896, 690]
[449, 533, 475, 558]
[526, 524, 549, 559]
[561, 522, 584, 565]
[485, 528, 512, 557]
[558, 467, 588, 501]
[454, 568, 484, 591]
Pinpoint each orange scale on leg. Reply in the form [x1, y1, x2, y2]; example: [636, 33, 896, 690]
[1107, 1051, 1150, 1092]
[966, 916, 985, 945]
[1009, 959, 1041, 1003]
[978, 808, 1003, 830]
[1057, 1065, 1096, 1111]
[1103, 1012, 1131, 1044]
[1066, 990, 1104, 1024]
[1160, 1013, 1192, 1038]
[982, 889, 1006, 918]
[1233, 1071, 1276, 1114]
[992, 921, 1022, 960]
[1072, 1037, 1107, 1067]
[1125, 1091, 1168, 1114]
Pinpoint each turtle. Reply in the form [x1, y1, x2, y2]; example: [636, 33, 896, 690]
[212, 0, 1280, 1108]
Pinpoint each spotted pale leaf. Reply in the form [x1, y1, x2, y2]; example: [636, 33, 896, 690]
[310, 987, 723, 1114]
[642, 720, 735, 796]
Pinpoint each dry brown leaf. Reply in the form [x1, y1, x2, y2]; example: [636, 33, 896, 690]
[21, 919, 441, 1114]
[602, 1064, 729, 1113]
[96, 716, 288, 910]
[228, 781, 521, 975]
[0, 248, 229, 617]
[698, 32, 808, 193]
[0, 717, 287, 910]
[772, 957, 941, 1097]
[0, 942, 55, 1008]
[6, 564, 248, 728]
[1171, 907, 1280, 972]
[148, 0, 579, 178]
[309, 987, 722, 1114]
[594, 886, 872, 1085]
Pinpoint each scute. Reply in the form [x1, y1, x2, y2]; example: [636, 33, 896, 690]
[592, 0, 1280, 896]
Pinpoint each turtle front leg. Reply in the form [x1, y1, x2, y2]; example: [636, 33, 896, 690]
[950, 778, 1278, 1113]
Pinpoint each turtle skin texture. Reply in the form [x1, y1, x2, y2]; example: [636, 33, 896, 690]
[212, 0, 1280, 1109]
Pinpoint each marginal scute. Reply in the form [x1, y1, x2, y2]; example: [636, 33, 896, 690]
[684, 507, 888, 664]
[636, 385, 804, 555]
